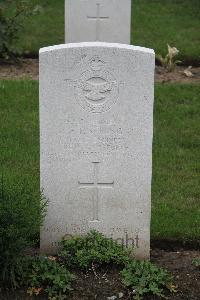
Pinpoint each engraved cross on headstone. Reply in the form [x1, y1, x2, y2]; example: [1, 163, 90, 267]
[78, 162, 114, 221]
[87, 3, 109, 41]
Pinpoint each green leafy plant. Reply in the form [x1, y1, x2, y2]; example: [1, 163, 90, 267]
[156, 44, 181, 71]
[0, 177, 47, 288]
[0, 0, 38, 61]
[192, 258, 200, 268]
[59, 231, 174, 299]
[121, 260, 175, 300]
[59, 230, 131, 269]
[27, 256, 74, 300]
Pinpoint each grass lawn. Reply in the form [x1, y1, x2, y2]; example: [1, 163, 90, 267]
[17, 0, 200, 62]
[0, 80, 39, 192]
[152, 84, 200, 240]
[0, 80, 199, 241]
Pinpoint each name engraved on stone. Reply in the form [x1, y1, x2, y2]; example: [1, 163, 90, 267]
[87, 3, 109, 41]
[75, 56, 119, 113]
[78, 162, 114, 222]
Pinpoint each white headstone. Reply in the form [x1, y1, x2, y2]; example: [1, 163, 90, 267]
[65, 0, 132, 44]
[40, 42, 155, 259]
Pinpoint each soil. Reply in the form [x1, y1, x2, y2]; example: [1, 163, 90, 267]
[0, 59, 39, 81]
[155, 66, 200, 84]
[0, 59, 200, 83]
[1, 248, 199, 300]
[69, 249, 200, 300]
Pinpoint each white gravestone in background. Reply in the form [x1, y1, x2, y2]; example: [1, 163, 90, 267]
[65, 0, 131, 44]
[40, 42, 155, 259]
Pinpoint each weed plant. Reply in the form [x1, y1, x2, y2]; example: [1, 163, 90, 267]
[0, 178, 46, 287]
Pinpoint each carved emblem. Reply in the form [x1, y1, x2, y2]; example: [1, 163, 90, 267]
[75, 56, 118, 113]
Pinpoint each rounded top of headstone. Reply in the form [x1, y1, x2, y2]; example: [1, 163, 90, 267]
[39, 42, 155, 55]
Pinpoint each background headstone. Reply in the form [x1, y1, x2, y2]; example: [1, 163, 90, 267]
[65, 0, 132, 44]
[40, 42, 155, 259]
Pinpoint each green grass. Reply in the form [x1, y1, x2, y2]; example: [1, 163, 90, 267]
[17, 0, 200, 62]
[0, 81, 199, 241]
[0, 80, 39, 191]
[17, 0, 65, 56]
[152, 84, 200, 240]
[132, 0, 200, 63]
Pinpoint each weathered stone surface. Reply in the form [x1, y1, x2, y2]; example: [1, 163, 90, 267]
[40, 42, 155, 259]
[65, 0, 131, 44]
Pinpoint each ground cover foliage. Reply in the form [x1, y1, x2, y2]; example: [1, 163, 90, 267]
[0, 230, 175, 299]
[0, 178, 46, 288]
